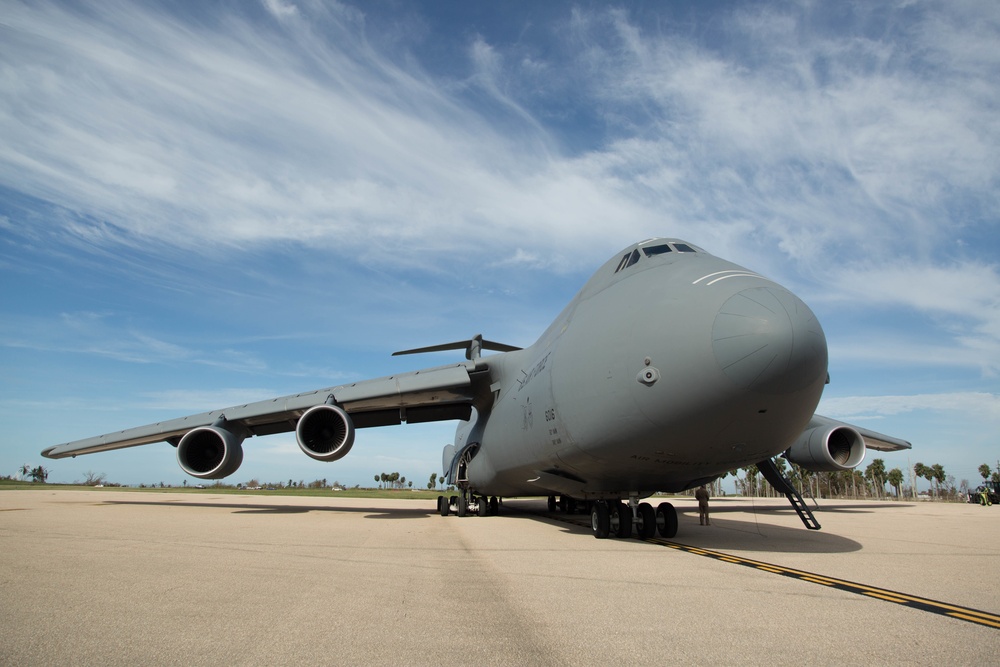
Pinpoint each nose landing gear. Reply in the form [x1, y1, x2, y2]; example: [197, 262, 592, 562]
[437, 490, 500, 517]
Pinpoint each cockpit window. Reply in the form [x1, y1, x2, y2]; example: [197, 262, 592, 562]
[673, 243, 696, 253]
[642, 244, 673, 257]
[615, 249, 641, 273]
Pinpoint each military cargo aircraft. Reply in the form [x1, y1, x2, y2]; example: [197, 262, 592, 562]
[43, 238, 910, 539]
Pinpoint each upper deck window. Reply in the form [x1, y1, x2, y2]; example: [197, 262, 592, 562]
[642, 244, 673, 257]
[673, 243, 696, 253]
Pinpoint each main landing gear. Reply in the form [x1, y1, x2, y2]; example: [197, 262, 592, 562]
[589, 498, 677, 540]
[438, 492, 500, 517]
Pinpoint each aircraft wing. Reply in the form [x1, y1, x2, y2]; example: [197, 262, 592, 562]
[42, 361, 485, 460]
[811, 414, 912, 452]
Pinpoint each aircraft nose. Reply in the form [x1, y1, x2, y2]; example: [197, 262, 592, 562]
[711, 286, 828, 395]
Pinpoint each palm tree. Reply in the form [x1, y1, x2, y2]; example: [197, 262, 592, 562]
[931, 464, 945, 499]
[865, 458, 886, 499]
[887, 468, 904, 498]
[979, 464, 991, 482]
[914, 462, 929, 497]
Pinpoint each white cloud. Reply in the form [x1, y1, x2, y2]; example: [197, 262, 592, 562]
[825, 261, 1000, 375]
[820, 392, 1000, 422]
[262, 0, 298, 21]
[2, 1, 996, 276]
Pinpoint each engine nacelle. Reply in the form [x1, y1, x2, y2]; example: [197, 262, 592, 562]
[177, 424, 245, 479]
[296, 404, 355, 462]
[785, 424, 866, 472]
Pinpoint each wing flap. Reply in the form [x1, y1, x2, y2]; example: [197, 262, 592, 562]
[853, 425, 913, 452]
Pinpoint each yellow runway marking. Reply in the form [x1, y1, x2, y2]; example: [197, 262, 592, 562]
[654, 539, 1000, 631]
[799, 576, 835, 586]
[537, 510, 1000, 631]
[864, 592, 909, 603]
[948, 613, 1000, 629]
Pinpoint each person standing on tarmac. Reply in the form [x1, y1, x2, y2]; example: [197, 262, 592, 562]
[695, 485, 711, 525]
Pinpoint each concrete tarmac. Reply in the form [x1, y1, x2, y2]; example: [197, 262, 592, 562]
[2, 490, 998, 665]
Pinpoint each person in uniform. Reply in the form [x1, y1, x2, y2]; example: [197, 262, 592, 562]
[695, 485, 710, 525]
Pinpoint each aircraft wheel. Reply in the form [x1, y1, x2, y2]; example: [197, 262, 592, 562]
[611, 501, 632, 539]
[636, 502, 656, 539]
[547, 495, 557, 512]
[656, 502, 678, 538]
[489, 496, 500, 515]
[437, 495, 449, 516]
[457, 494, 468, 517]
[478, 496, 489, 517]
[591, 501, 610, 539]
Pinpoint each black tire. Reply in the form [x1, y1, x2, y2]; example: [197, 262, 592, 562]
[477, 496, 489, 517]
[457, 494, 467, 517]
[489, 496, 500, 515]
[437, 495, 449, 516]
[656, 502, 678, 538]
[612, 501, 632, 539]
[547, 495, 557, 512]
[636, 502, 656, 539]
[591, 501, 610, 539]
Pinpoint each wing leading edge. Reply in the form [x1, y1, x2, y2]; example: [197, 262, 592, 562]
[42, 361, 485, 460]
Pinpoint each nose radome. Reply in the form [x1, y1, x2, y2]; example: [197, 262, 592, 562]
[712, 286, 828, 395]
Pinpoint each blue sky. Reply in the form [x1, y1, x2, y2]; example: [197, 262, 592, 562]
[1, 0, 998, 491]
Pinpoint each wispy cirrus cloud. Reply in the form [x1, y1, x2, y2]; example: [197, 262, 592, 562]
[820, 392, 1000, 422]
[3, 1, 996, 273]
[0, 311, 272, 372]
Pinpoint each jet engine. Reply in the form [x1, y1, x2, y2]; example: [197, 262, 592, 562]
[784, 423, 865, 472]
[177, 422, 246, 479]
[296, 404, 355, 462]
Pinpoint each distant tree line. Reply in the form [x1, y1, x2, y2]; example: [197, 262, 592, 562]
[374, 472, 412, 490]
[727, 457, 989, 501]
[16, 464, 49, 483]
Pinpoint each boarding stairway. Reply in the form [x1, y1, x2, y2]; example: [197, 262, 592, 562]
[757, 458, 821, 530]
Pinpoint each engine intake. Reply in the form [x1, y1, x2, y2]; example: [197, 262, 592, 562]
[296, 404, 355, 462]
[785, 423, 865, 472]
[177, 423, 246, 479]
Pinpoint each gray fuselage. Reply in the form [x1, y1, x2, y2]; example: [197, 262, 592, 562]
[456, 239, 828, 498]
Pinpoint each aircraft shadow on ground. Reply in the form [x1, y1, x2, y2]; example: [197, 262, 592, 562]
[101, 498, 865, 552]
[101, 499, 434, 519]
[499, 503, 865, 554]
[540, 514, 863, 553]
[704, 500, 914, 515]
